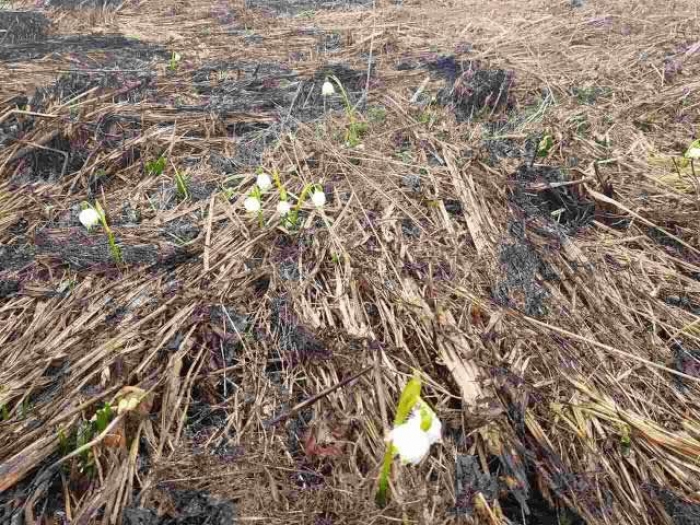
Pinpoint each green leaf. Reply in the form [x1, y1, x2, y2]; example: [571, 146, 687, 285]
[95, 403, 112, 433]
[418, 400, 434, 431]
[394, 374, 421, 426]
[146, 156, 166, 176]
[174, 170, 189, 200]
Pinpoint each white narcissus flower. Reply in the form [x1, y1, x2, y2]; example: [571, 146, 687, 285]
[321, 80, 335, 97]
[244, 196, 261, 213]
[311, 190, 326, 208]
[386, 413, 431, 465]
[256, 172, 273, 191]
[277, 200, 292, 216]
[79, 208, 100, 230]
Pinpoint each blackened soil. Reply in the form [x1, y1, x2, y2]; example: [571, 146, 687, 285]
[270, 295, 330, 365]
[34, 231, 191, 270]
[0, 34, 168, 64]
[245, 0, 372, 15]
[492, 239, 553, 317]
[511, 163, 595, 234]
[0, 244, 36, 272]
[42, 0, 122, 8]
[123, 490, 235, 525]
[438, 67, 514, 122]
[11, 133, 87, 184]
[499, 475, 586, 525]
[0, 11, 50, 44]
[190, 62, 366, 167]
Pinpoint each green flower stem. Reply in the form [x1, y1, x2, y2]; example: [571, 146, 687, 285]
[375, 445, 395, 508]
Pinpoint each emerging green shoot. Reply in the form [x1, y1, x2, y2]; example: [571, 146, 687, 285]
[327, 74, 368, 148]
[169, 51, 182, 72]
[174, 170, 190, 200]
[146, 156, 166, 176]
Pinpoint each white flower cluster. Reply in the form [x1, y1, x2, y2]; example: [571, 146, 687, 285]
[386, 400, 442, 465]
[243, 172, 326, 218]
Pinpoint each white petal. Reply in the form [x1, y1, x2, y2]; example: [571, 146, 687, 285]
[277, 200, 292, 216]
[256, 173, 273, 191]
[79, 208, 100, 230]
[244, 197, 261, 213]
[388, 418, 431, 465]
[687, 147, 700, 159]
[425, 415, 442, 445]
[311, 190, 326, 208]
[321, 81, 335, 96]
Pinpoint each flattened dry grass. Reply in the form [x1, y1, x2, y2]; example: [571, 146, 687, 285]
[1, 0, 700, 523]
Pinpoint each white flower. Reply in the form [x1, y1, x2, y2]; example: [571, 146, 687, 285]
[311, 190, 326, 208]
[387, 413, 431, 465]
[321, 80, 335, 97]
[243, 196, 261, 213]
[256, 172, 273, 191]
[277, 200, 292, 216]
[687, 147, 700, 159]
[79, 208, 100, 230]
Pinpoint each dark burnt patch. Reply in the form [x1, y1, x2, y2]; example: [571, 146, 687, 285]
[40, 0, 123, 8]
[510, 163, 594, 234]
[492, 233, 556, 317]
[11, 133, 88, 184]
[0, 34, 167, 64]
[438, 65, 514, 122]
[34, 230, 190, 270]
[0, 280, 21, 298]
[244, 0, 372, 16]
[188, 62, 365, 166]
[646, 485, 700, 525]
[0, 11, 50, 44]
[0, 244, 36, 272]
[270, 295, 330, 366]
[671, 342, 700, 393]
[123, 490, 235, 525]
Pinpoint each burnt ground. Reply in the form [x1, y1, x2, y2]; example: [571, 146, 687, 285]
[0, 10, 50, 44]
[1, 0, 700, 524]
[244, 0, 373, 16]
